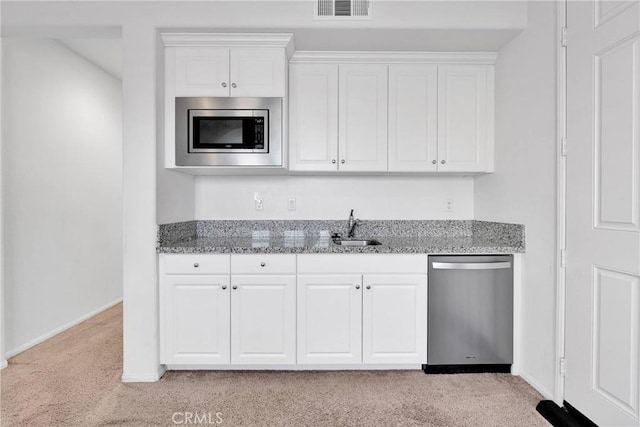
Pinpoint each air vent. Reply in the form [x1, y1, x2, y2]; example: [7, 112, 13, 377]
[315, 0, 372, 19]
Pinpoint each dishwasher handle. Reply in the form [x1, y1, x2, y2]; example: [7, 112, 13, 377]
[431, 261, 511, 270]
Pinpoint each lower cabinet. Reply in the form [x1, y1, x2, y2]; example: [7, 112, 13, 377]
[297, 275, 363, 364]
[297, 273, 427, 365]
[162, 275, 231, 365]
[160, 254, 428, 367]
[230, 275, 296, 364]
[363, 275, 427, 364]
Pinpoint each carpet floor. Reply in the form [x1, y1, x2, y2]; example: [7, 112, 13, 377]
[1, 304, 550, 426]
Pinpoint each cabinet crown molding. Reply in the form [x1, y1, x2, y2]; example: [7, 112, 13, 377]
[161, 32, 295, 58]
[290, 51, 497, 64]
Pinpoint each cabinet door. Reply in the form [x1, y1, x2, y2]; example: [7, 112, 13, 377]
[289, 63, 339, 171]
[161, 275, 230, 365]
[362, 275, 427, 364]
[437, 65, 493, 172]
[338, 65, 388, 171]
[297, 275, 362, 364]
[231, 275, 296, 364]
[388, 65, 438, 172]
[172, 47, 230, 97]
[230, 48, 286, 97]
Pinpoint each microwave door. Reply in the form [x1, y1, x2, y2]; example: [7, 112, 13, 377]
[189, 110, 266, 153]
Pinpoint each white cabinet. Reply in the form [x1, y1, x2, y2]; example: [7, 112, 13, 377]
[297, 275, 363, 364]
[289, 54, 495, 174]
[296, 254, 428, 365]
[362, 275, 427, 364]
[161, 275, 231, 365]
[388, 65, 438, 172]
[289, 63, 339, 171]
[169, 47, 286, 98]
[289, 64, 388, 172]
[437, 65, 494, 172]
[231, 275, 296, 364]
[338, 65, 388, 172]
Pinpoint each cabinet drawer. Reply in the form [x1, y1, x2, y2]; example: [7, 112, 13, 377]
[231, 254, 296, 274]
[163, 254, 230, 275]
[297, 254, 427, 274]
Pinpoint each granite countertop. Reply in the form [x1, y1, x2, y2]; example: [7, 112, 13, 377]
[156, 220, 525, 254]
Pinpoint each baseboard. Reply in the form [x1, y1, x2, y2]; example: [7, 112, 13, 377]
[5, 298, 122, 359]
[122, 365, 166, 383]
[165, 364, 422, 371]
[0, 359, 7, 370]
[519, 369, 554, 399]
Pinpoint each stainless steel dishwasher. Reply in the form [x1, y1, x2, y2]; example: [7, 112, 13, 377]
[424, 255, 513, 374]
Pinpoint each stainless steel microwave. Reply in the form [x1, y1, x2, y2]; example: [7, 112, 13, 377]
[175, 97, 283, 166]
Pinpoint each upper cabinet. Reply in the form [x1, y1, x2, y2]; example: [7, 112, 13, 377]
[289, 63, 387, 172]
[388, 65, 438, 172]
[289, 53, 496, 174]
[437, 65, 494, 172]
[169, 47, 286, 98]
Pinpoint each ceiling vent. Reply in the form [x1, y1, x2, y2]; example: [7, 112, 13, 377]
[315, 0, 372, 20]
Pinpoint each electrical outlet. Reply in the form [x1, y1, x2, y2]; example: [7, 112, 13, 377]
[288, 198, 296, 211]
[254, 193, 264, 211]
[445, 198, 454, 212]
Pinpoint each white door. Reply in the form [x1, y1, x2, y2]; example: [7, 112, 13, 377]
[297, 275, 362, 364]
[565, 1, 640, 425]
[229, 48, 286, 97]
[230, 275, 296, 364]
[162, 275, 230, 365]
[338, 65, 388, 172]
[437, 65, 492, 172]
[362, 275, 427, 364]
[172, 47, 230, 97]
[289, 63, 339, 171]
[388, 65, 438, 172]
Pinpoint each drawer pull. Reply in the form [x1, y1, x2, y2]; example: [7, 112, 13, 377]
[193, 263, 199, 268]
[260, 262, 266, 267]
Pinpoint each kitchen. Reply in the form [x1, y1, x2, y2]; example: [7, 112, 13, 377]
[1, 1, 638, 426]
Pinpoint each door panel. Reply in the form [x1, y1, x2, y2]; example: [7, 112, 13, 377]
[173, 47, 230, 97]
[297, 275, 362, 364]
[362, 275, 427, 364]
[230, 275, 296, 364]
[230, 48, 286, 97]
[289, 63, 339, 171]
[162, 275, 230, 365]
[388, 65, 438, 172]
[338, 65, 388, 171]
[437, 65, 491, 172]
[565, 1, 640, 425]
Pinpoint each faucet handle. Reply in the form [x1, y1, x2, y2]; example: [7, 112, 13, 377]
[331, 232, 342, 240]
[349, 209, 354, 217]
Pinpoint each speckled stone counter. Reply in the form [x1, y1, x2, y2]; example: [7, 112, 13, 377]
[157, 220, 525, 254]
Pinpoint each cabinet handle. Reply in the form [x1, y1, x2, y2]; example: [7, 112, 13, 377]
[341, 159, 346, 164]
[441, 160, 446, 164]
[232, 285, 238, 290]
[193, 263, 199, 268]
[260, 262, 266, 267]
[221, 82, 227, 88]
[366, 285, 371, 290]
[231, 83, 237, 88]
[221, 285, 227, 290]
[331, 159, 336, 164]
[355, 285, 360, 290]
[432, 160, 437, 165]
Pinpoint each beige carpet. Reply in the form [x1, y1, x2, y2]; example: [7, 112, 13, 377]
[1, 304, 550, 426]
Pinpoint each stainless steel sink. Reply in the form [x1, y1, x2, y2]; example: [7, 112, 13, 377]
[333, 239, 382, 246]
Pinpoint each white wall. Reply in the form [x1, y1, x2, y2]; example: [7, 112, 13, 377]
[196, 176, 474, 220]
[474, 1, 557, 398]
[2, 38, 123, 356]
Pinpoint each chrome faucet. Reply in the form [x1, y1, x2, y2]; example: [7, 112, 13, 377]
[348, 209, 360, 238]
